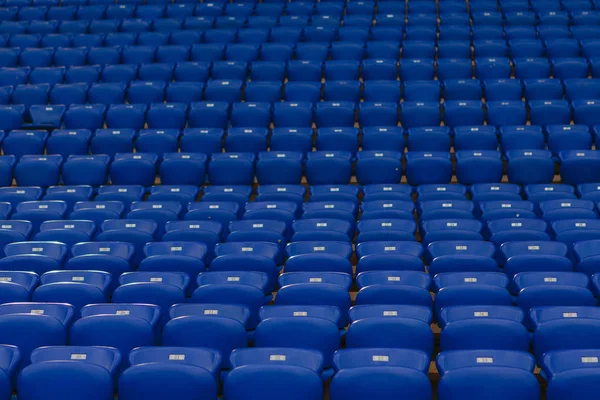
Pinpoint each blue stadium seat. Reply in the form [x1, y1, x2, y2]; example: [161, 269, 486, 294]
[437, 349, 539, 400]
[330, 349, 431, 400]
[69, 201, 125, 228]
[71, 304, 160, 358]
[120, 347, 220, 400]
[136, 129, 181, 155]
[531, 306, 600, 362]
[10, 200, 67, 232]
[540, 199, 597, 221]
[405, 152, 452, 185]
[417, 184, 467, 201]
[421, 219, 483, 247]
[505, 150, 555, 185]
[96, 219, 157, 266]
[0, 186, 42, 208]
[572, 100, 600, 127]
[127, 202, 182, 236]
[113, 271, 189, 325]
[513, 58, 551, 80]
[354, 151, 403, 185]
[356, 219, 416, 243]
[501, 242, 573, 285]
[106, 104, 148, 131]
[356, 241, 424, 273]
[305, 152, 352, 185]
[35, 219, 95, 247]
[15, 155, 62, 187]
[425, 240, 498, 276]
[552, 58, 589, 80]
[525, 184, 577, 202]
[109, 153, 158, 187]
[454, 151, 502, 184]
[32, 270, 110, 316]
[163, 303, 248, 368]
[0, 302, 74, 370]
[255, 152, 303, 185]
[362, 59, 398, 81]
[361, 127, 404, 151]
[399, 59, 435, 81]
[0, 270, 37, 302]
[184, 201, 239, 226]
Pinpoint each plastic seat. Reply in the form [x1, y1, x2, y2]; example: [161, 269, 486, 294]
[135, 129, 181, 155]
[426, 240, 498, 276]
[15, 155, 62, 188]
[126, 201, 181, 234]
[531, 306, 600, 362]
[552, 58, 589, 80]
[95, 219, 157, 266]
[146, 186, 199, 206]
[192, 271, 271, 329]
[0, 187, 42, 208]
[330, 350, 431, 400]
[516, 273, 596, 329]
[475, 57, 511, 80]
[399, 59, 435, 81]
[34, 219, 95, 248]
[362, 59, 398, 81]
[207, 153, 254, 186]
[61, 155, 109, 187]
[345, 314, 433, 356]
[71, 304, 160, 359]
[444, 101, 485, 128]
[454, 151, 502, 185]
[32, 270, 110, 316]
[437, 59, 473, 81]
[158, 153, 206, 186]
[305, 152, 352, 186]
[529, 100, 572, 127]
[573, 100, 600, 127]
[163, 303, 248, 368]
[113, 271, 188, 325]
[64, 66, 101, 85]
[187, 102, 229, 129]
[10, 201, 67, 233]
[501, 241, 573, 284]
[513, 58, 551, 80]
[68, 201, 124, 229]
[420, 219, 483, 247]
[437, 349, 535, 376]
[87, 83, 127, 105]
[255, 185, 306, 206]
[525, 184, 577, 203]
[504, 150, 555, 185]
[360, 200, 414, 222]
[437, 350, 539, 399]
[352, 151, 403, 185]
[541, 199, 597, 222]
[184, 201, 239, 226]
[419, 200, 475, 221]
[0, 303, 74, 370]
[547, 125, 592, 157]
[405, 152, 452, 185]
[498, 125, 545, 154]
[119, 347, 220, 400]
[355, 241, 423, 273]
[255, 152, 303, 185]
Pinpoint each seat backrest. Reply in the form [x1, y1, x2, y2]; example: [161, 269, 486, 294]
[437, 349, 536, 376]
[119, 272, 190, 291]
[169, 303, 250, 327]
[80, 304, 161, 329]
[230, 348, 324, 373]
[30, 345, 121, 376]
[333, 348, 430, 373]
